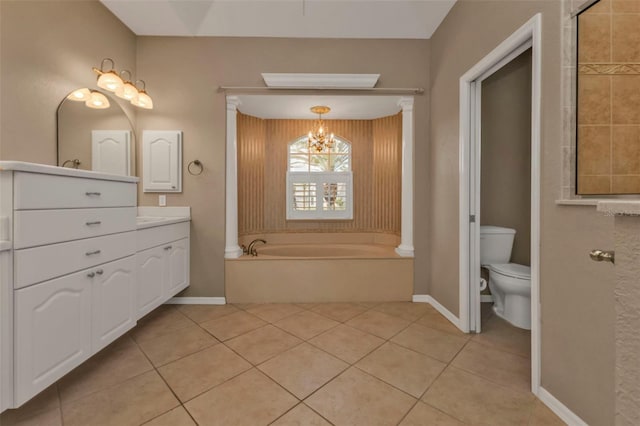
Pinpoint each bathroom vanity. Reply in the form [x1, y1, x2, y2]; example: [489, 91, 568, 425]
[0, 162, 190, 411]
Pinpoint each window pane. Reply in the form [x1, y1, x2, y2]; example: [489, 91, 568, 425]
[329, 155, 350, 172]
[289, 154, 310, 172]
[292, 182, 316, 211]
[289, 139, 309, 153]
[308, 154, 331, 172]
[322, 182, 347, 211]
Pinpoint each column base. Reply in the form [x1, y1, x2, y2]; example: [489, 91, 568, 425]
[395, 245, 414, 257]
[225, 246, 243, 259]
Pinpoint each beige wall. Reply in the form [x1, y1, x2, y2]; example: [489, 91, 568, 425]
[238, 113, 402, 235]
[480, 50, 532, 266]
[429, 1, 614, 424]
[135, 37, 431, 298]
[0, 0, 137, 163]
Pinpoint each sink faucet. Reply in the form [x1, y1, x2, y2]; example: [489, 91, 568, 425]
[246, 239, 266, 256]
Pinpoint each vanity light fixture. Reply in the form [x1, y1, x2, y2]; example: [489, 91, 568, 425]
[92, 58, 123, 92]
[66, 88, 92, 102]
[131, 80, 153, 109]
[307, 106, 335, 152]
[115, 70, 139, 102]
[86, 90, 110, 109]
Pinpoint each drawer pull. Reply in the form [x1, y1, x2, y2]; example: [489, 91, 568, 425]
[85, 192, 102, 196]
[87, 272, 95, 278]
[96, 269, 104, 275]
[85, 221, 102, 226]
[85, 250, 101, 256]
[164, 245, 172, 251]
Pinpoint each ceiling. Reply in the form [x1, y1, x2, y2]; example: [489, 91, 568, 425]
[100, 0, 456, 39]
[236, 95, 402, 119]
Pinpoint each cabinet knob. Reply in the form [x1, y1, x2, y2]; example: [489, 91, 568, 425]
[164, 245, 172, 251]
[87, 272, 95, 278]
[85, 192, 102, 196]
[85, 250, 101, 256]
[85, 221, 102, 226]
[96, 269, 104, 275]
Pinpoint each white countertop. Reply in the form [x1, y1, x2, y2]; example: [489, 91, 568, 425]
[136, 206, 191, 229]
[0, 241, 11, 251]
[597, 200, 640, 216]
[136, 216, 191, 229]
[0, 161, 139, 183]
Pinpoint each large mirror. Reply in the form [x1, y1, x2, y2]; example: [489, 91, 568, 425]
[57, 89, 136, 176]
[576, 0, 640, 194]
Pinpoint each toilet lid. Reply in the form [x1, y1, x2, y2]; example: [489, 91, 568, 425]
[489, 263, 531, 280]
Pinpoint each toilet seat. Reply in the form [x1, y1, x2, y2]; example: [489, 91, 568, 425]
[489, 263, 530, 280]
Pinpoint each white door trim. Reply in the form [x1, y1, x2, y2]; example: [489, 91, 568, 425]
[458, 13, 542, 394]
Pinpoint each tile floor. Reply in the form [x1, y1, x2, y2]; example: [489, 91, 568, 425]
[1, 302, 566, 426]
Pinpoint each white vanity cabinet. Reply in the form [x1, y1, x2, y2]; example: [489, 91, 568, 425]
[0, 162, 140, 409]
[136, 222, 190, 318]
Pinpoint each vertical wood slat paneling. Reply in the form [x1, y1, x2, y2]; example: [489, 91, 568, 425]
[237, 113, 401, 236]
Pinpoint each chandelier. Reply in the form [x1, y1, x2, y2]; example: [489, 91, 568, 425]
[308, 106, 335, 152]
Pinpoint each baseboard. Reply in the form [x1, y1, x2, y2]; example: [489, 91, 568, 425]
[166, 297, 226, 305]
[412, 294, 465, 333]
[537, 386, 588, 426]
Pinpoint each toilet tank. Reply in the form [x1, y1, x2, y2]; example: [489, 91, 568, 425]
[480, 226, 516, 265]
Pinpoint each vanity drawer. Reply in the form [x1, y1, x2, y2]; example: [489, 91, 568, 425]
[14, 207, 136, 249]
[137, 221, 190, 252]
[13, 172, 136, 210]
[14, 231, 136, 289]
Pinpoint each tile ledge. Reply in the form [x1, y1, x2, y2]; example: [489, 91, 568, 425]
[596, 200, 640, 216]
[555, 199, 600, 206]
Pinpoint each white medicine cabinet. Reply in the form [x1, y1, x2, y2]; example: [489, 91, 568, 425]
[142, 130, 182, 192]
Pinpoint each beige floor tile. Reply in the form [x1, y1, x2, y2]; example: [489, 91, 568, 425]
[184, 368, 297, 426]
[356, 342, 446, 397]
[200, 310, 267, 341]
[0, 407, 62, 426]
[143, 406, 196, 426]
[271, 404, 332, 426]
[423, 367, 535, 426]
[399, 402, 464, 426]
[58, 335, 152, 403]
[306, 367, 416, 426]
[309, 324, 385, 364]
[176, 303, 239, 323]
[61, 370, 179, 426]
[274, 310, 339, 340]
[245, 303, 304, 322]
[259, 343, 348, 399]
[311, 303, 367, 322]
[0, 384, 59, 424]
[392, 323, 468, 363]
[473, 315, 531, 358]
[452, 341, 531, 393]
[295, 303, 320, 310]
[374, 302, 432, 321]
[357, 301, 381, 309]
[131, 306, 193, 342]
[225, 325, 302, 364]
[415, 307, 467, 336]
[136, 323, 218, 367]
[346, 310, 410, 339]
[529, 399, 566, 425]
[159, 344, 252, 402]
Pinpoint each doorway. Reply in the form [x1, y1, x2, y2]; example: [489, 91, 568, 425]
[458, 14, 542, 394]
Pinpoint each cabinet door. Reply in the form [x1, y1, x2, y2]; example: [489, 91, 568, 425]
[92, 256, 136, 352]
[91, 130, 131, 176]
[142, 130, 182, 192]
[14, 270, 92, 405]
[166, 238, 189, 297]
[136, 246, 166, 319]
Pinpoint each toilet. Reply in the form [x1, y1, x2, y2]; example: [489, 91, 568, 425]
[480, 226, 531, 330]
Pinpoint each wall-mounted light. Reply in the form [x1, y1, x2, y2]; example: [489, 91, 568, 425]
[66, 88, 92, 102]
[92, 58, 123, 92]
[86, 90, 110, 109]
[115, 70, 139, 102]
[131, 80, 153, 109]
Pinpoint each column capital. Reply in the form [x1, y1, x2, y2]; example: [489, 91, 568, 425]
[226, 95, 242, 111]
[397, 96, 414, 112]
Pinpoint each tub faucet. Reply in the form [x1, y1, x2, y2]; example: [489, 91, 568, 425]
[247, 239, 266, 256]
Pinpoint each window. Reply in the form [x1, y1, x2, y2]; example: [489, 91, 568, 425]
[286, 136, 353, 220]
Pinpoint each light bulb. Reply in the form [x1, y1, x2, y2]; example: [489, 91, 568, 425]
[86, 91, 110, 109]
[131, 90, 153, 109]
[67, 88, 91, 102]
[97, 71, 123, 92]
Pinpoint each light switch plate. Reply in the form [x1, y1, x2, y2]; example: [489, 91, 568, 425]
[159, 195, 166, 206]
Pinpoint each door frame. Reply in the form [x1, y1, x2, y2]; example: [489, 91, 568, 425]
[458, 13, 542, 394]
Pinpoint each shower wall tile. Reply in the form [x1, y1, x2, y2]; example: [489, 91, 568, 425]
[612, 175, 640, 193]
[578, 14, 611, 63]
[612, 15, 640, 62]
[578, 74, 611, 125]
[612, 0, 640, 13]
[578, 175, 611, 193]
[578, 125, 611, 175]
[612, 126, 640, 174]
[611, 75, 640, 124]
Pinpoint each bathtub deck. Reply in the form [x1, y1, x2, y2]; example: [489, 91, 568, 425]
[225, 258, 414, 303]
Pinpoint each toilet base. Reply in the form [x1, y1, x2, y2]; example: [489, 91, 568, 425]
[492, 294, 531, 330]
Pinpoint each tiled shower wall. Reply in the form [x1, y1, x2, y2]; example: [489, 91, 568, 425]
[237, 112, 402, 236]
[576, 0, 640, 194]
